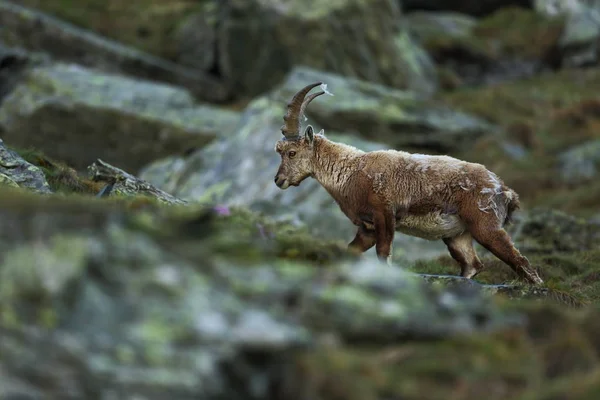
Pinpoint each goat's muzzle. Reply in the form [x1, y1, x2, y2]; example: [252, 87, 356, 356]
[274, 175, 290, 190]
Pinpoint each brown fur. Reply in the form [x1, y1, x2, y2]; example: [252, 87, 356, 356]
[274, 127, 543, 285]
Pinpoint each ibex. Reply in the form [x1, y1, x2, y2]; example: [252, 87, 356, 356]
[273, 82, 544, 285]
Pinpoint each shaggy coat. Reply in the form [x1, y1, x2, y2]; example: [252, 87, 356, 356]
[273, 82, 543, 285]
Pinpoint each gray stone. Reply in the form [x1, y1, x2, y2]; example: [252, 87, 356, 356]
[0, 138, 51, 194]
[559, 8, 600, 66]
[0, 191, 523, 398]
[558, 139, 600, 184]
[216, 0, 438, 97]
[0, 1, 229, 103]
[0, 63, 240, 173]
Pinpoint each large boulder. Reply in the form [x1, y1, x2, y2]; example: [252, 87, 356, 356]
[513, 208, 600, 253]
[0, 63, 240, 173]
[0, 45, 49, 105]
[412, 7, 565, 88]
[215, 0, 438, 98]
[0, 1, 229, 103]
[0, 190, 524, 398]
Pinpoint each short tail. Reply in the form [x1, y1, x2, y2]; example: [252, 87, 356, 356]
[503, 187, 520, 226]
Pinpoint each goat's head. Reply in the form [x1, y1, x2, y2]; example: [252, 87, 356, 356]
[274, 82, 325, 190]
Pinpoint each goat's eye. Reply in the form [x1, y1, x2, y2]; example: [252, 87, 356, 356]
[288, 151, 296, 158]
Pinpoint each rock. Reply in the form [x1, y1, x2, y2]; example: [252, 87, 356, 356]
[0, 63, 240, 173]
[0, 190, 525, 398]
[558, 6, 600, 66]
[0, 138, 51, 194]
[534, 0, 587, 16]
[87, 159, 188, 204]
[402, 0, 533, 17]
[216, 0, 438, 98]
[0, 45, 50, 105]
[416, 274, 588, 306]
[0, 1, 230, 103]
[173, 5, 218, 72]
[404, 11, 478, 41]
[515, 208, 600, 253]
[276, 67, 495, 152]
[419, 7, 565, 88]
[557, 139, 600, 184]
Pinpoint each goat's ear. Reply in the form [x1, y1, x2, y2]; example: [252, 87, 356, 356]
[304, 125, 315, 145]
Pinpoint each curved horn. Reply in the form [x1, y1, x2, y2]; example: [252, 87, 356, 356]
[299, 91, 325, 124]
[281, 81, 323, 140]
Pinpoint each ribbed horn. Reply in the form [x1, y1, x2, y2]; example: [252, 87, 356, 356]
[299, 91, 325, 125]
[281, 81, 323, 140]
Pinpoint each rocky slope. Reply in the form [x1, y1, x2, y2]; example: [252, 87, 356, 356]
[1, 0, 600, 398]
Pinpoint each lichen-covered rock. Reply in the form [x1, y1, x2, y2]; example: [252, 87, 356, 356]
[558, 7, 600, 67]
[87, 159, 188, 204]
[404, 11, 478, 41]
[557, 139, 600, 184]
[276, 67, 495, 152]
[0, 189, 526, 398]
[0, 1, 230, 103]
[515, 208, 600, 253]
[173, 6, 218, 72]
[0, 63, 240, 173]
[534, 0, 588, 16]
[0, 45, 50, 104]
[0, 138, 51, 193]
[419, 7, 565, 88]
[216, 0, 438, 98]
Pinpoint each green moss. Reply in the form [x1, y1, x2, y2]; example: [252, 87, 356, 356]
[408, 249, 600, 306]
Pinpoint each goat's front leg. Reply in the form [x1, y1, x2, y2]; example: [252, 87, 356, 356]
[348, 225, 376, 255]
[373, 208, 396, 265]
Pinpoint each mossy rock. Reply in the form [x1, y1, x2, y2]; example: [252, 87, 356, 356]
[420, 7, 566, 88]
[14, 0, 208, 64]
[215, 0, 437, 98]
[0, 62, 240, 173]
[0, 1, 229, 103]
[0, 139, 51, 194]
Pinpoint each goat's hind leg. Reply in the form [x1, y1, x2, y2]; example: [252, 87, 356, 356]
[443, 231, 484, 279]
[468, 216, 543, 285]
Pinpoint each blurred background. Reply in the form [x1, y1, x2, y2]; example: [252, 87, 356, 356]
[1, 0, 600, 399]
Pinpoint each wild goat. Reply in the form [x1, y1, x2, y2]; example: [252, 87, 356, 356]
[273, 82, 544, 285]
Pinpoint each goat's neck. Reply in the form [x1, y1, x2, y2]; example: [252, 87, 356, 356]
[311, 137, 362, 193]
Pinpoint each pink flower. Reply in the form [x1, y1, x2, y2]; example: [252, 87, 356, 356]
[213, 205, 231, 216]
